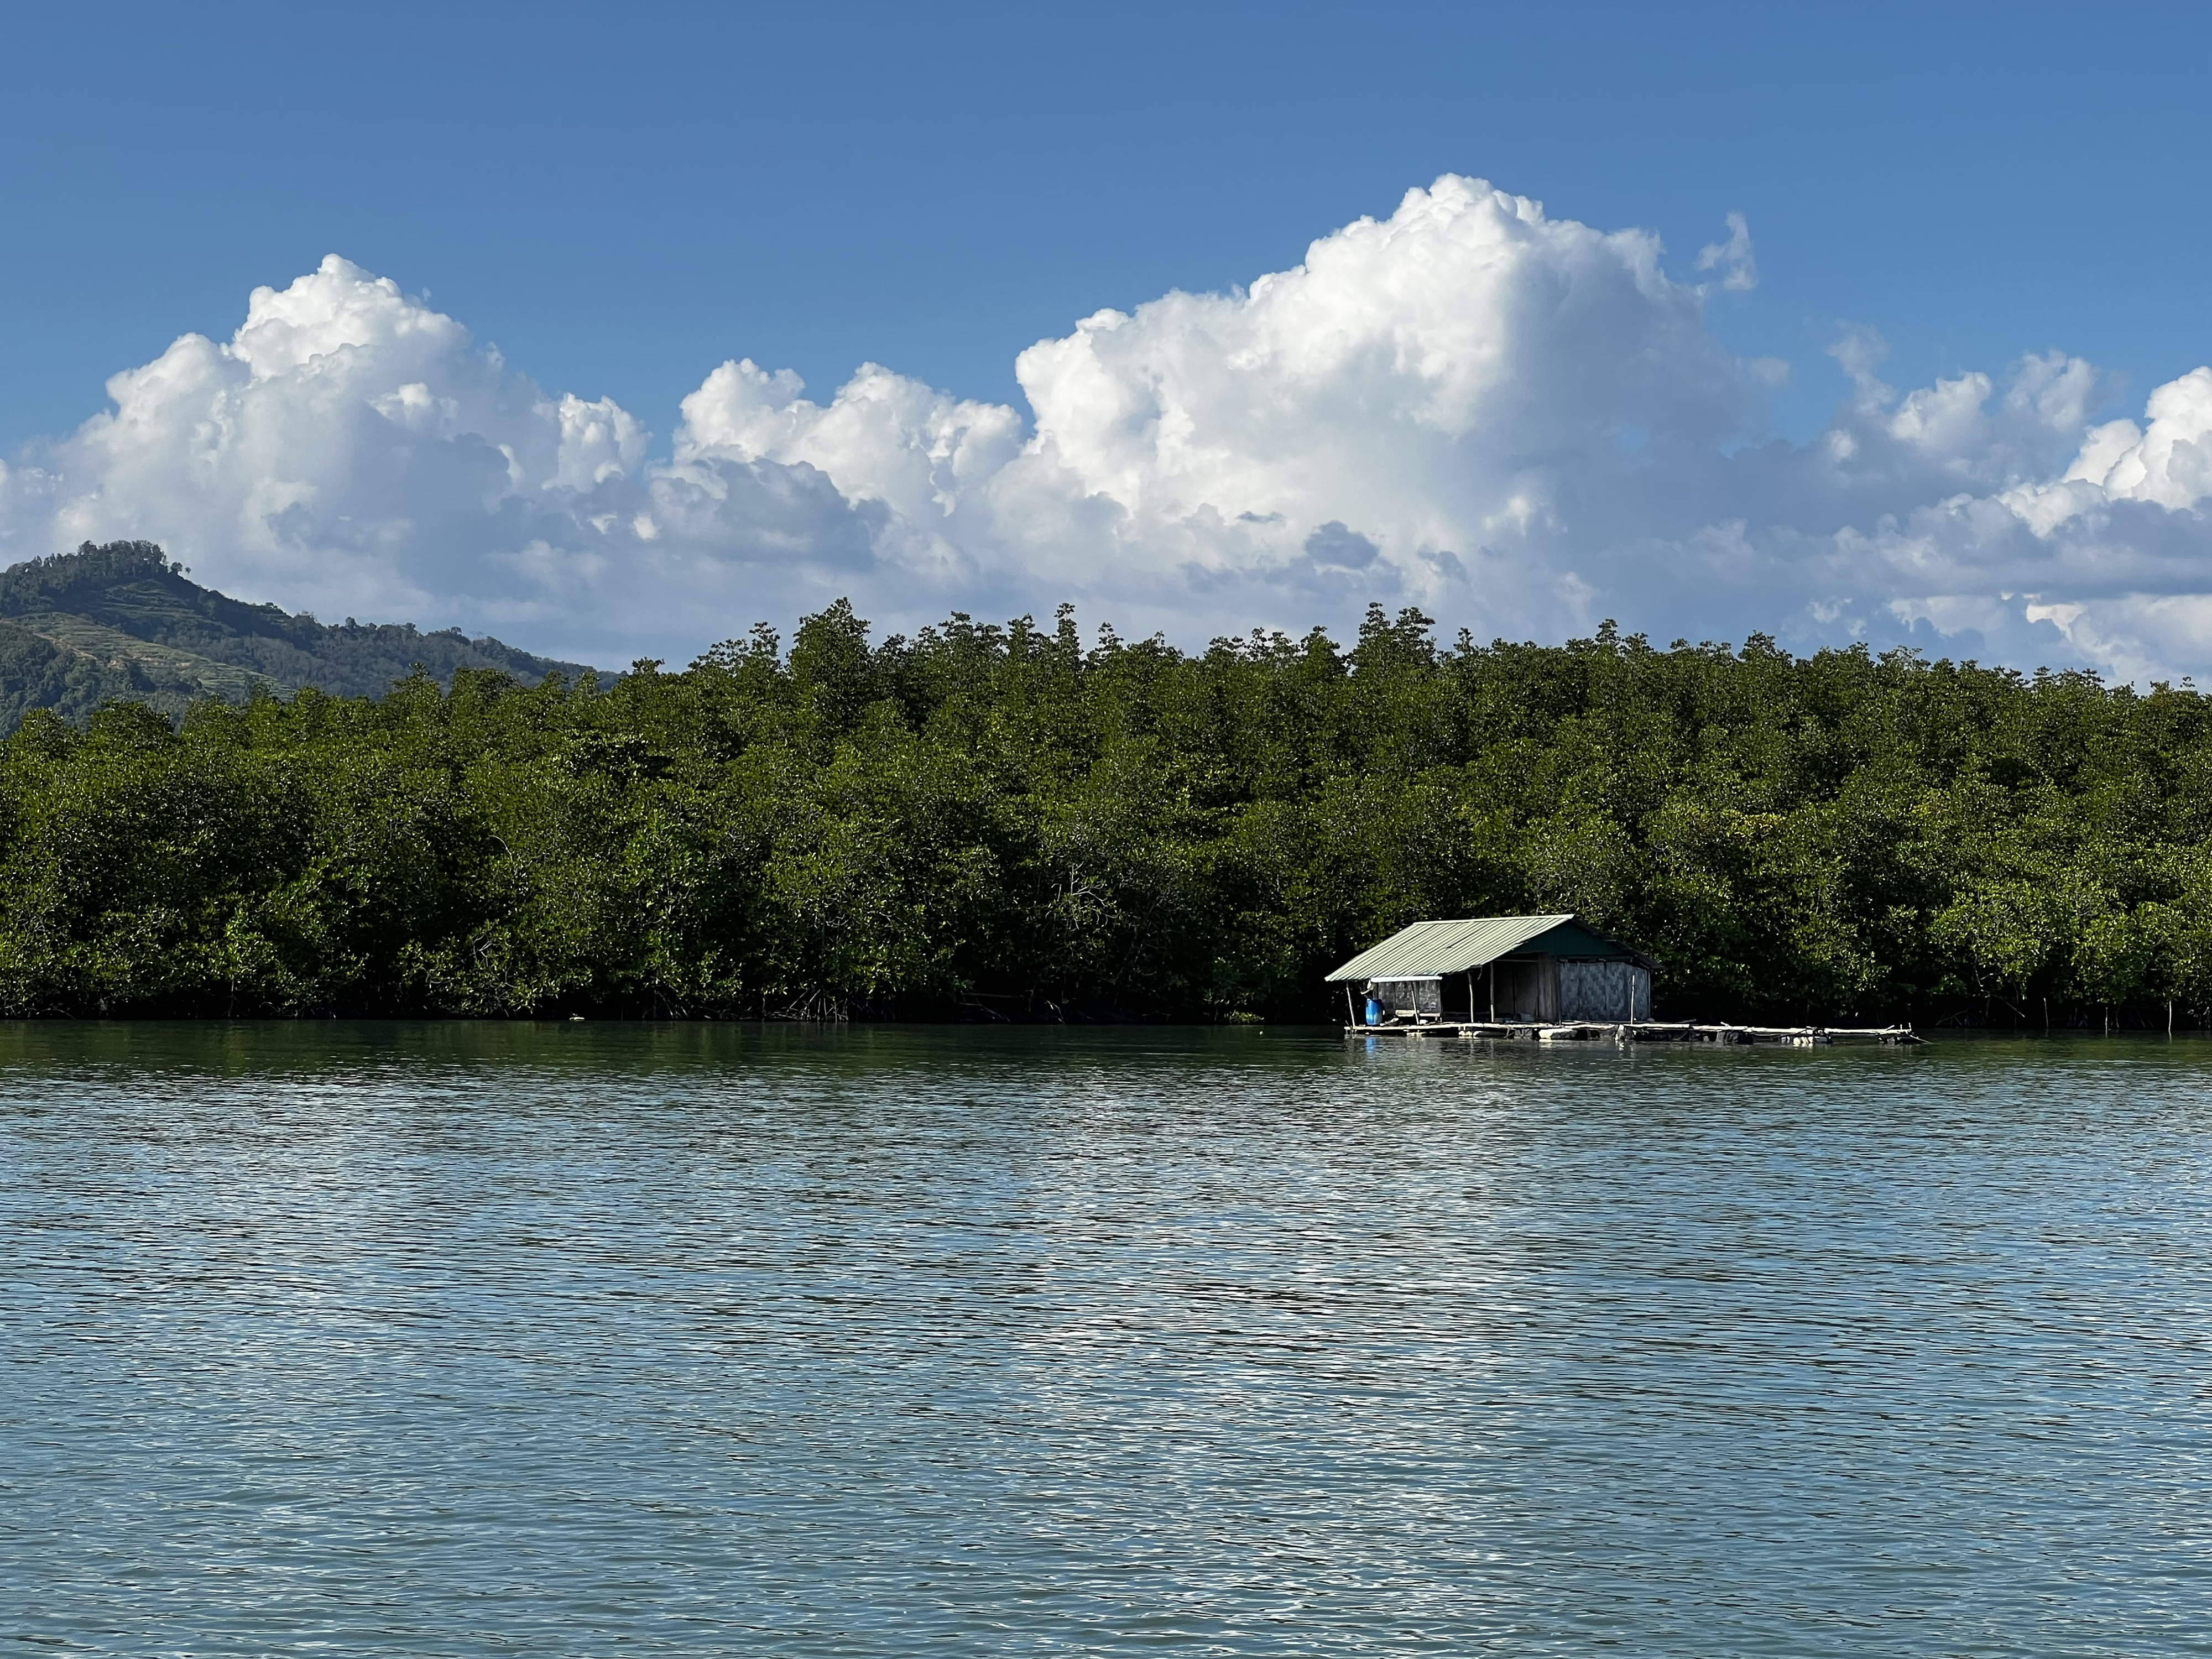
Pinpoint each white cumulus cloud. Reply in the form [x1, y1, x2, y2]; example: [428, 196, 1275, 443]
[1695, 211, 1758, 294]
[2, 181, 2206, 680]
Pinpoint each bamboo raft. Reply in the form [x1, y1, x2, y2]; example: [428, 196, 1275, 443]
[1344, 1019, 1921, 1046]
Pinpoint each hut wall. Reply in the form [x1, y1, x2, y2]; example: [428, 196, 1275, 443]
[1559, 959, 1651, 1021]
[1492, 957, 1556, 1021]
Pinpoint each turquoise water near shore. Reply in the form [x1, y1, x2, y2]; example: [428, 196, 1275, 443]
[3, 1024, 2207, 1655]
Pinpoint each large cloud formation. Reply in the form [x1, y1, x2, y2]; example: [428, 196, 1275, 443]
[2, 175, 2205, 677]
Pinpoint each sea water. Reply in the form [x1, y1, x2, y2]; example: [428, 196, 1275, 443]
[1, 1024, 2205, 1655]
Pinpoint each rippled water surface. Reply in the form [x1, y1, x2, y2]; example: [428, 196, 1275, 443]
[3, 1024, 2209, 1655]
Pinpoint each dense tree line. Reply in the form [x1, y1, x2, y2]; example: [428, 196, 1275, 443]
[0, 598, 2207, 1025]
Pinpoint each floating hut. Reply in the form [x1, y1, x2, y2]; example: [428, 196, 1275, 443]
[1326, 913, 1918, 1044]
[1329, 914, 1653, 1025]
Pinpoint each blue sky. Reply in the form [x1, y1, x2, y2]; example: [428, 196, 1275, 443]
[6, 0, 2201, 448]
[1, 0, 2206, 676]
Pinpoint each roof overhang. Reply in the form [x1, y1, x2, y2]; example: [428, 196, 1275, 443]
[1325, 914, 1657, 982]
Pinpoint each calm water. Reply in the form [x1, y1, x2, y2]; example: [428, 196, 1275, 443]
[2, 1024, 2208, 1656]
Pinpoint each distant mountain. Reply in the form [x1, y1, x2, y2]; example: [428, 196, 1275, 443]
[0, 540, 601, 730]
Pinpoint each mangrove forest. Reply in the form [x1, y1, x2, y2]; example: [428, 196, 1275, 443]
[2, 594, 2208, 1025]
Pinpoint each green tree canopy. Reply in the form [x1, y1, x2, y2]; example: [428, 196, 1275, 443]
[1, 601, 2206, 1025]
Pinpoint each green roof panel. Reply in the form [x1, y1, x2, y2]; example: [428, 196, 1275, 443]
[1324, 914, 1653, 982]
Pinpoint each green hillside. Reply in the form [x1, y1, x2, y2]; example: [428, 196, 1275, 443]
[0, 541, 599, 729]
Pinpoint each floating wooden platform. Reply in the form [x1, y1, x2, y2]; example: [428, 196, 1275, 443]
[1344, 1019, 1921, 1046]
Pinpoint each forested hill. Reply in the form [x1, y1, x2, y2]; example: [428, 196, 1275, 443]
[0, 540, 599, 728]
[2, 597, 2208, 1027]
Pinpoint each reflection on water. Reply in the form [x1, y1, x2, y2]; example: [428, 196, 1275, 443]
[2, 1024, 2208, 1655]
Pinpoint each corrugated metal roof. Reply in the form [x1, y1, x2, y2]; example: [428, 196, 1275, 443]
[1325, 914, 1579, 982]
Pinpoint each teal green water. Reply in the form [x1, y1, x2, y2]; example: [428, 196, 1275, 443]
[2, 1025, 2206, 1655]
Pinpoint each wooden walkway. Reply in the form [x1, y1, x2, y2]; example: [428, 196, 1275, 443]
[1345, 1019, 1921, 1046]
